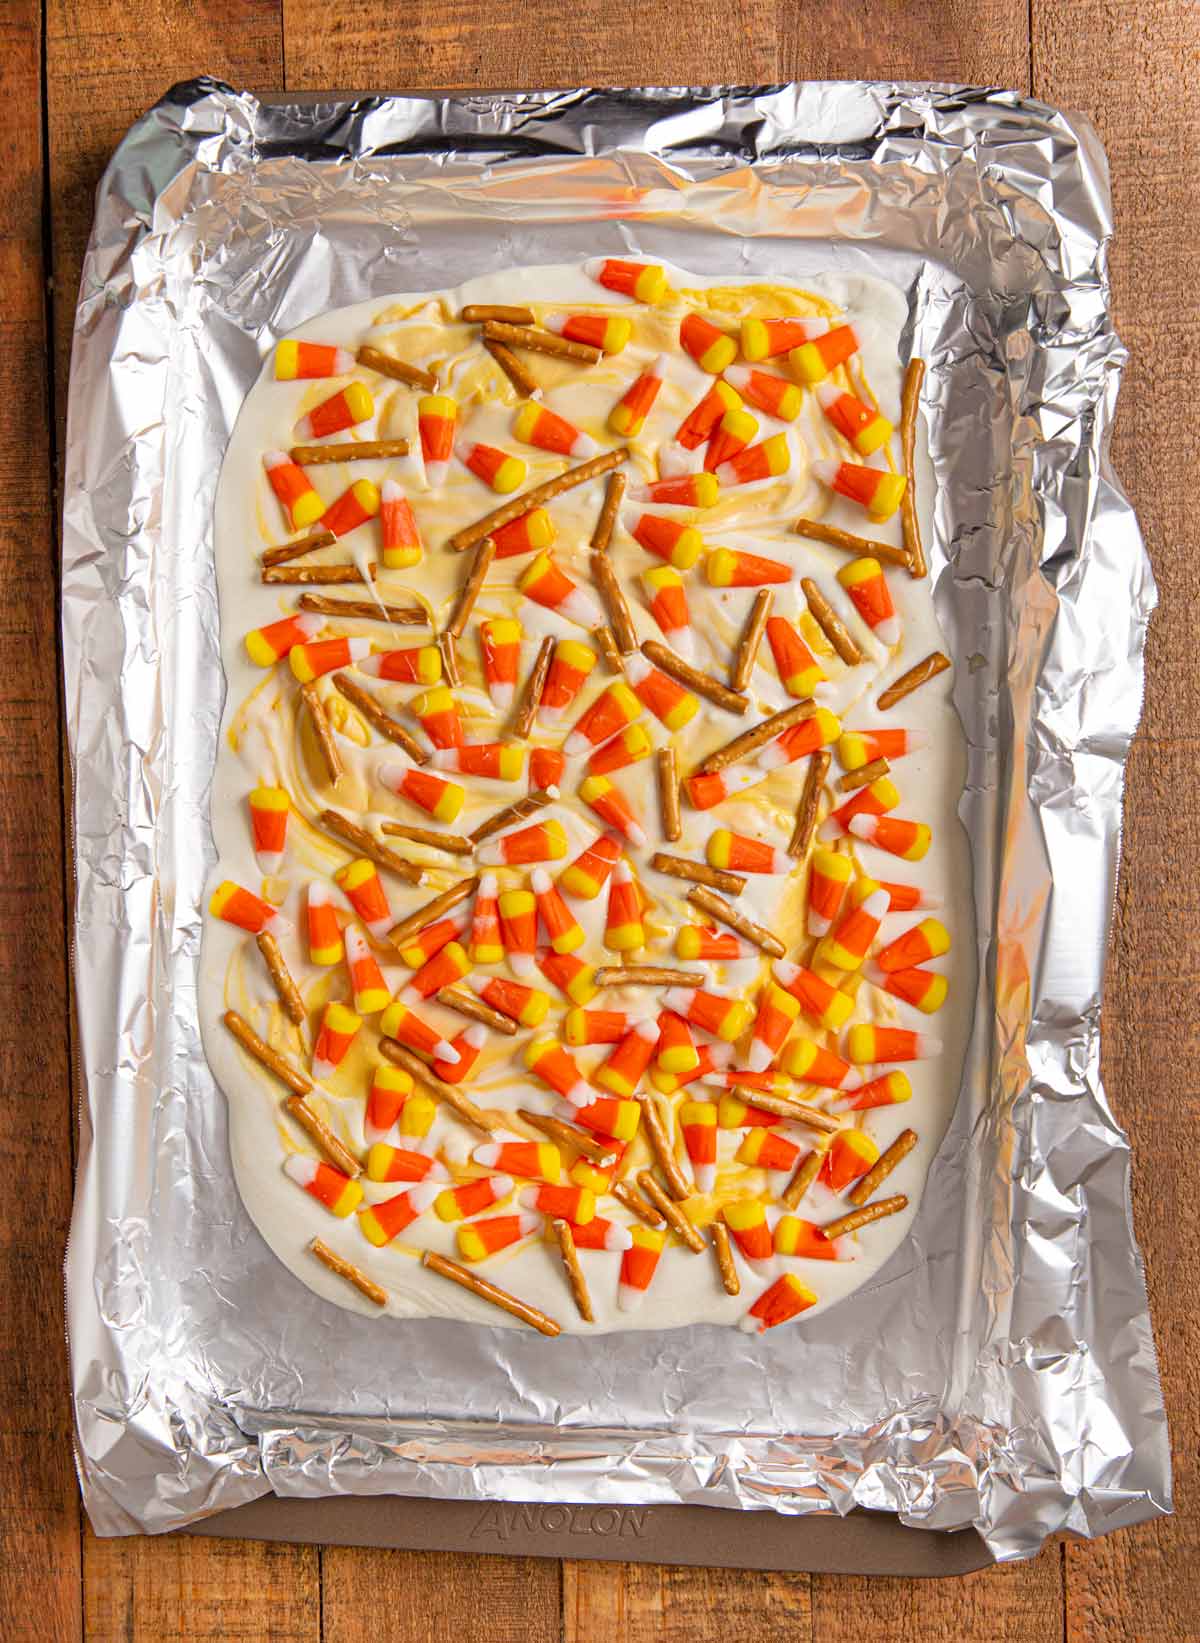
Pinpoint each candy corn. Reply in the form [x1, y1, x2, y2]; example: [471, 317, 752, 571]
[707, 1069, 791, 1101]
[307, 881, 344, 966]
[847, 814, 932, 860]
[380, 479, 422, 568]
[705, 547, 791, 587]
[723, 1199, 773, 1266]
[630, 471, 720, 508]
[675, 378, 742, 450]
[715, 432, 793, 488]
[704, 407, 758, 472]
[594, 1017, 658, 1097]
[320, 478, 381, 538]
[822, 776, 901, 839]
[263, 450, 325, 531]
[433, 1020, 486, 1084]
[814, 381, 893, 457]
[650, 1039, 733, 1096]
[531, 866, 584, 954]
[578, 774, 647, 848]
[295, 382, 374, 441]
[360, 644, 442, 684]
[628, 511, 704, 570]
[584, 258, 667, 304]
[539, 639, 598, 723]
[876, 918, 951, 972]
[716, 1089, 783, 1128]
[707, 829, 790, 875]
[478, 619, 522, 710]
[401, 939, 470, 1003]
[833, 1069, 912, 1113]
[530, 747, 567, 795]
[209, 881, 280, 934]
[748, 984, 802, 1072]
[379, 760, 466, 823]
[863, 964, 947, 1014]
[526, 1038, 590, 1104]
[365, 1064, 414, 1144]
[248, 786, 289, 875]
[819, 1129, 878, 1191]
[290, 635, 373, 685]
[559, 831, 621, 900]
[655, 1011, 700, 1072]
[434, 1174, 514, 1222]
[837, 557, 900, 646]
[563, 681, 642, 756]
[245, 611, 323, 667]
[680, 313, 737, 374]
[284, 1154, 363, 1217]
[618, 1225, 667, 1310]
[334, 859, 392, 940]
[609, 355, 666, 438]
[812, 458, 906, 524]
[820, 884, 890, 972]
[588, 722, 652, 776]
[492, 507, 556, 559]
[624, 653, 699, 730]
[456, 438, 526, 493]
[736, 1126, 802, 1181]
[477, 817, 568, 867]
[512, 402, 596, 459]
[544, 312, 632, 353]
[469, 873, 503, 964]
[564, 1007, 632, 1046]
[603, 859, 645, 952]
[780, 1037, 862, 1090]
[722, 364, 802, 422]
[566, 1092, 641, 1140]
[876, 881, 940, 913]
[379, 999, 460, 1063]
[674, 926, 743, 960]
[498, 886, 538, 977]
[518, 552, 603, 628]
[312, 1001, 361, 1081]
[786, 319, 862, 383]
[411, 686, 463, 750]
[474, 1140, 561, 1182]
[679, 1101, 718, 1192]
[741, 315, 833, 362]
[739, 1272, 818, 1332]
[844, 1025, 941, 1064]
[344, 923, 390, 1015]
[683, 763, 764, 811]
[568, 1215, 634, 1251]
[838, 728, 928, 770]
[366, 1142, 447, 1185]
[275, 340, 354, 380]
[807, 848, 853, 937]
[773, 960, 854, 1031]
[537, 947, 598, 1005]
[774, 1215, 848, 1260]
[470, 974, 551, 1029]
[663, 985, 754, 1043]
[765, 616, 826, 699]
[358, 1181, 441, 1246]
[430, 743, 524, 782]
[418, 394, 458, 485]
[457, 1211, 541, 1261]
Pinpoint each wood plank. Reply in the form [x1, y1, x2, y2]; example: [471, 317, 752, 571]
[322, 1547, 560, 1643]
[1033, 6, 1199, 1639]
[564, 1560, 809, 1642]
[0, 2, 83, 1639]
[812, 1556, 1063, 1641]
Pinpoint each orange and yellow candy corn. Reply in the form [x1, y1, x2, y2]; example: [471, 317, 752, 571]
[579, 774, 647, 848]
[679, 1101, 718, 1192]
[344, 923, 390, 1015]
[358, 1181, 441, 1246]
[469, 873, 503, 964]
[781, 1037, 862, 1090]
[584, 257, 667, 304]
[536, 947, 598, 1005]
[748, 984, 802, 1072]
[736, 1126, 802, 1179]
[722, 364, 802, 421]
[264, 450, 325, 530]
[289, 635, 372, 683]
[663, 984, 753, 1043]
[249, 786, 289, 875]
[603, 859, 644, 952]
[498, 886, 538, 977]
[568, 1215, 634, 1251]
[245, 610, 322, 667]
[631, 471, 720, 508]
[680, 313, 736, 374]
[674, 925, 743, 960]
[334, 859, 393, 939]
[567, 1093, 641, 1141]
[295, 381, 373, 441]
[284, 1154, 363, 1217]
[740, 1272, 818, 1332]
[773, 960, 853, 1031]
[618, 1225, 667, 1311]
[707, 829, 790, 875]
[432, 1019, 482, 1082]
[379, 760, 466, 823]
[401, 939, 470, 1003]
[564, 1007, 633, 1046]
[877, 881, 939, 913]
[844, 1024, 941, 1065]
[876, 918, 951, 973]
[470, 974, 551, 1029]
[838, 728, 928, 769]
[838, 557, 900, 646]
[807, 848, 853, 937]
[478, 817, 568, 868]
[819, 1129, 878, 1191]
[715, 431, 793, 488]
[538, 638, 597, 724]
[820, 884, 890, 972]
[723, 1198, 773, 1266]
[544, 312, 631, 353]
[774, 1216, 847, 1260]
[684, 762, 764, 811]
[624, 652, 699, 730]
[531, 866, 584, 954]
[765, 616, 825, 699]
[418, 394, 458, 485]
[656, 1010, 700, 1073]
[822, 775, 900, 839]
[786, 318, 862, 382]
[519, 552, 603, 628]
[715, 1089, 783, 1128]
[833, 1069, 912, 1113]
[474, 1140, 561, 1182]
[430, 743, 523, 782]
[411, 685, 464, 750]
[434, 1174, 514, 1222]
[307, 880, 343, 966]
[320, 478, 381, 538]
[741, 315, 828, 362]
[609, 354, 666, 437]
[675, 378, 742, 450]
[594, 1017, 658, 1097]
[847, 813, 932, 860]
[480, 618, 522, 710]
[209, 881, 280, 934]
[364, 1064, 416, 1144]
[360, 644, 442, 684]
[312, 1001, 361, 1081]
[526, 1037, 590, 1104]
[456, 438, 526, 493]
[380, 998, 460, 1064]
[492, 507, 556, 559]
[512, 401, 597, 459]
[366, 1141, 447, 1185]
[628, 511, 704, 570]
[704, 406, 758, 472]
[380, 478, 422, 568]
[814, 381, 893, 457]
[812, 458, 906, 524]
[863, 964, 947, 1014]
[588, 722, 652, 776]
[400, 912, 467, 970]
[705, 547, 791, 587]
[275, 340, 354, 380]
[457, 1211, 540, 1261]
[559, 830, 621, 900]
[651, 1040, 733, 1096]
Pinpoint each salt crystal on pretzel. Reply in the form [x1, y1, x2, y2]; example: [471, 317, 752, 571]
[466, 974, 549, 1030]
[498, 885, 539, 977]
[544, 313, 632, 354]
[357, 1182, 441, 1247]
[418, 393, 458, 486]
[295, 382, 374, 441]
[275, 340, 355, 380]
[379, 999, 460, 1064]
[378, 760, 466, 824]
[264, 450, 325, 532]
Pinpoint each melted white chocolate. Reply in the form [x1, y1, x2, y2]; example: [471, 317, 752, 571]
[200, 262, 972, 1333]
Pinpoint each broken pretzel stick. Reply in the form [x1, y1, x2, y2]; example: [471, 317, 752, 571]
[657, 747, 681, 843]
[264, 563, 378, 586]
[256, 930, 306, 1026]
[636, 1171, 705, 1252]
[514, 635, 555, 740]
[223, 1009, 311, 1097]
[311, 1238, 388, 1307]
[686, 884, 785, 959]
[461, 303, 534, 324]
[877, 650, 950, 711]
[731, 1087, 840, 1134]
[637, 1096, 691, 1201]
[262, 530, 337, 568]
[650, 852, 746, 896]
[592, 554, 637, 654]
[317, 808, 424, 886]
[439, 986, 518, 1037]
[698, 699, 816, 775]
[552, 1219, 595, 1322]
[484, 338, 539, 399]
[900, 358, 927, 578]
[517, 1108, 618, 1167]
[592, 624, 622, 673]
[711, 1220, 741, 1295]
[730, 588, 773, 693]
[332, 672, 428, 763]
[448, 449, 626, 554]
[612, 1179, 666, 1229]
[593, 965, 703, 989]
[379, 821, 473, 855]
[469, 790, 551, 846]
[801, 577, 862, 666]
[787, 749, 830, 860]
[848, 1127, 918, 1207]
[288, 438, 411, 466]
[438, 630, 463, 686]
[285, 1095, 362, 1179]
[781, 1145, 828, 1211]
[356, 343, 437, 392]
[590, 470, 626, 554]
[298, 594, 426, 625]
[640, 639, 748, 716]
[300, 682, 344, 786]
[446, 535, 496, 639]
[820, 1193, 908, 1241]
[793, 517, 909, 569]
[837, 755, 890, 792]
[482, 319, 602, 366]
[381, 1040, 501, 1136]
[387, 875, 479, 950]
[422, 1249, 562, 1337]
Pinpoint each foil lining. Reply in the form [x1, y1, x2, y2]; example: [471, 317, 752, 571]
[62, 80, 1168, 1558]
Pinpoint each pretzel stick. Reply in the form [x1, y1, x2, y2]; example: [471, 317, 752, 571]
[820, 1194, 908, 1240]
[731, 1087, 840, 1133]
[448, 450, 626, 553]
[438, 986, 517, 1036]
[848, 1128, 918, 1207]
[651, 852, 746, 896]
[657, 748, 681, 843]
[482, 320, 602, 365]
[356, 344, 437, 392]
[461, 303, 534, 324]
[592, 555, 637, 654]
[514, 635, 555, 739]
[289, 438, 412, 466]
[262, 530, 337, 568]
[730, 589, 773, 693]
[517, 1109, 618, 1166]
[437, 630, 463, 686]
[612, 1179, 666, 1228]
[781, 1145, 828, 1211]
[686, 885, 784, 958]
[877, 651, 950, 711]
[592, 624, 622, 673]
[697, 700, 816, 775]
[310, 1238, 388, 1307]
[317, 809, 424, 885]
[469, 791, 551, 846]
[387, 876, 479, 950]
[710, 1221, 741, 1294]
[446, 536, 496, 639]
[637, 1096, 691, 1200]
[787, 750, 830, 860]
[422, 1249, 561, 1335]
[284, 1095, 362, 1178]
[801, 577, 862, 666]
[298, 594, 427, 625]
[484, 339, 539, 398]
[264, 564, 378, 586]
[300, 683, 343, 786]
[593, 966, 702, 989]
[223, 1010, 311, 1096]
[837, 756, 890, 792]
[590, 470, 626, 554]
[552, 1219, 595, 1321]
[900, 358, 927, 578]
[793, 517, 909, 568]
[379, 822, 474, 855]
[640, 639, 748, 715]
[255, 931, 306, 1025]
[332, 672, 428, 762]
[636, 1172, 705, 1252]
[380, 1040, 501, 1135]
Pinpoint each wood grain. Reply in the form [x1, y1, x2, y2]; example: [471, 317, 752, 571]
[564, 1560, 810, 1643]
[323, 1548, 560, 1643]
[812, 1559, 1064, 1642]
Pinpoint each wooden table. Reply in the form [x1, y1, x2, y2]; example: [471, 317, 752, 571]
[5, 3, 1194, 1637]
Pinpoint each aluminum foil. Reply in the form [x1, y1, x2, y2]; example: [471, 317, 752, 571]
[62, 80, 1168, 1559]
